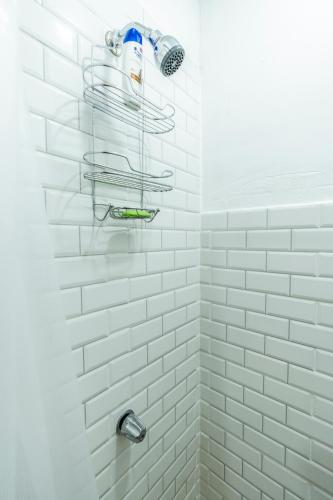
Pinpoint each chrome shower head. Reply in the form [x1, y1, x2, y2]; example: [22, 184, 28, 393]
[149, 31, 185, 77]
[106, 23, 185, 77]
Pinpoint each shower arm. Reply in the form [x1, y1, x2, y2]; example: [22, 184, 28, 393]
[105, 22, 161, 56]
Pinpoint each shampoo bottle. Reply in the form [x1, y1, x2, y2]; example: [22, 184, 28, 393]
[122, 28, 143, 110]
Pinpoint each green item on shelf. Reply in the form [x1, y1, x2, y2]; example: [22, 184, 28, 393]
[121, 209, 152, 218]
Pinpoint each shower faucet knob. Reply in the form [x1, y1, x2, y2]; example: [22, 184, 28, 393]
[116, 409, 146, 443]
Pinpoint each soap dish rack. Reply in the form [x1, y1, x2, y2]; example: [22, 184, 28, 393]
[94, 204, 159, 223]
[83, 61, 175, 134]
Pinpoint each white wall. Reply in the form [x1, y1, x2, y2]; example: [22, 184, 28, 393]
[201, 0, 333, 211]
[201, 203, 333, 500]
[19, 0, 201, 498]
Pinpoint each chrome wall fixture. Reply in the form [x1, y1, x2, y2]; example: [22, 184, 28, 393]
[105, 22, 185, 77]
[116, 410, 147, 443]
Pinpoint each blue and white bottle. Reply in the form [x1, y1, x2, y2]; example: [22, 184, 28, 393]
[122, 27, 143, 110]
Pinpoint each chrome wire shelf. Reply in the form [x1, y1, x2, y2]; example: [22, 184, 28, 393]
[83, 151, 173, 193]
[94, 204, 159, 223]
[83, 61, 175, 134]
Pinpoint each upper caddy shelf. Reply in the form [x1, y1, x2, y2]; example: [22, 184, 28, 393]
[83, 59, 176, 135]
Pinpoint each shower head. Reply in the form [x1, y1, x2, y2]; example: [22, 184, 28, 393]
[105, 23, 185, 77]
[149, 31, 185, 77]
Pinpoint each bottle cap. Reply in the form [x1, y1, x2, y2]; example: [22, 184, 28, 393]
[123, 28, 143, 45]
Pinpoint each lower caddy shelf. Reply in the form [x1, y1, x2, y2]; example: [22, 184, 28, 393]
[83, 151, 173, 193]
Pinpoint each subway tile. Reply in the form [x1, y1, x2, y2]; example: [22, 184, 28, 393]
[318, 302, 333, 327]
[245, 351, 288, 381]
[24, 73, 78, 125]
[226, 362, 263, 393]
[201, 318, 227, 340]
[246, 311, 289, 339]
[244, 426, 285, 464]
[82, 279, 129, 313]
[148, 332, 175, 362]
[286, 449, 333, 494]
[264, 417, 310, 457]
[266, 295, 316, 323]
[210, 373, 243, 402]
[268, 204, 320, 228]
[262, 457, 310, 499]
[201, 352, 225, 377]
[267, 252, 316, 275]
[163, 307, 187, 333]
[228, 250, 266, 271]
[78, 366, 108, 403]
[246, 271, 289, 295]
[201, 249, 227, 267]
[264, 377, 312, 413]
[243, 462, 283, 500]
[247, 230, 291, 250]
[175, 284, 199, 307]
[20, 0, 77, 60]
[227, 326, 265, 353]
[291, 275, 333, 303]
[210, 406, 243, 438]
[49, 224, 80, 257]
[212, 268, 245, 289]
[147, 291, 174, 318]
[293, 228, 333, 251]
[225, 467, 261, 500]
[227, 288, 266, 313]
[201, 211, 228, 230]
[244, 388, 286, 423]
[130, 274, 162, 300]
[85, 379, 131, 426]
[61, 287, 81, 319]
[109, 347, 147, 385]
[108, 300, 146, 333]
[228, 209, 267, 230]
[314, 397, 333, 425]
[289, 365, 333, 400]
[84, 329, 130, 370]
[212, 304, 245, 328]
[287, 408, 333, 447]
[148, 371, 175, 405]
[69, 310, 108, 348]
[201, 285, 227, 305]
[266, 337, 314, 369]
[20, 31, 44, 78]
[319, 253, 333, 277]
[320, 203, 333, 226]
[317, 350, 333, 376]
[290, 321, 333, 351]
[212, 231, 246, 249]
[210, 440, 242, 475]
[131, 360, 163, 394]
[312, 441, 333, 474]
[147, 251, 174, 273]
[211, 338, 244, 365]
[225, 432, 261, 469]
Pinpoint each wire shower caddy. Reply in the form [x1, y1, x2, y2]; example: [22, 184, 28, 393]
[82, 43, 175, 223]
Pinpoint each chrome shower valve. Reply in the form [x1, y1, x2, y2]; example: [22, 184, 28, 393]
[116, 409, 147, 443]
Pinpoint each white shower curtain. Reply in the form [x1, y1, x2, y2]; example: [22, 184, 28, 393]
[0, 2, 98, 499]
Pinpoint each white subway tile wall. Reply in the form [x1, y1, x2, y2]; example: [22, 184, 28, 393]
[201, 204, 333, 500]
[20, 0, 201, 499]
[20, 0, 333, 498]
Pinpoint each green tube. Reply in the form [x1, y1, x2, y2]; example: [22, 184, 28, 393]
[120, 209, 152, 218]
